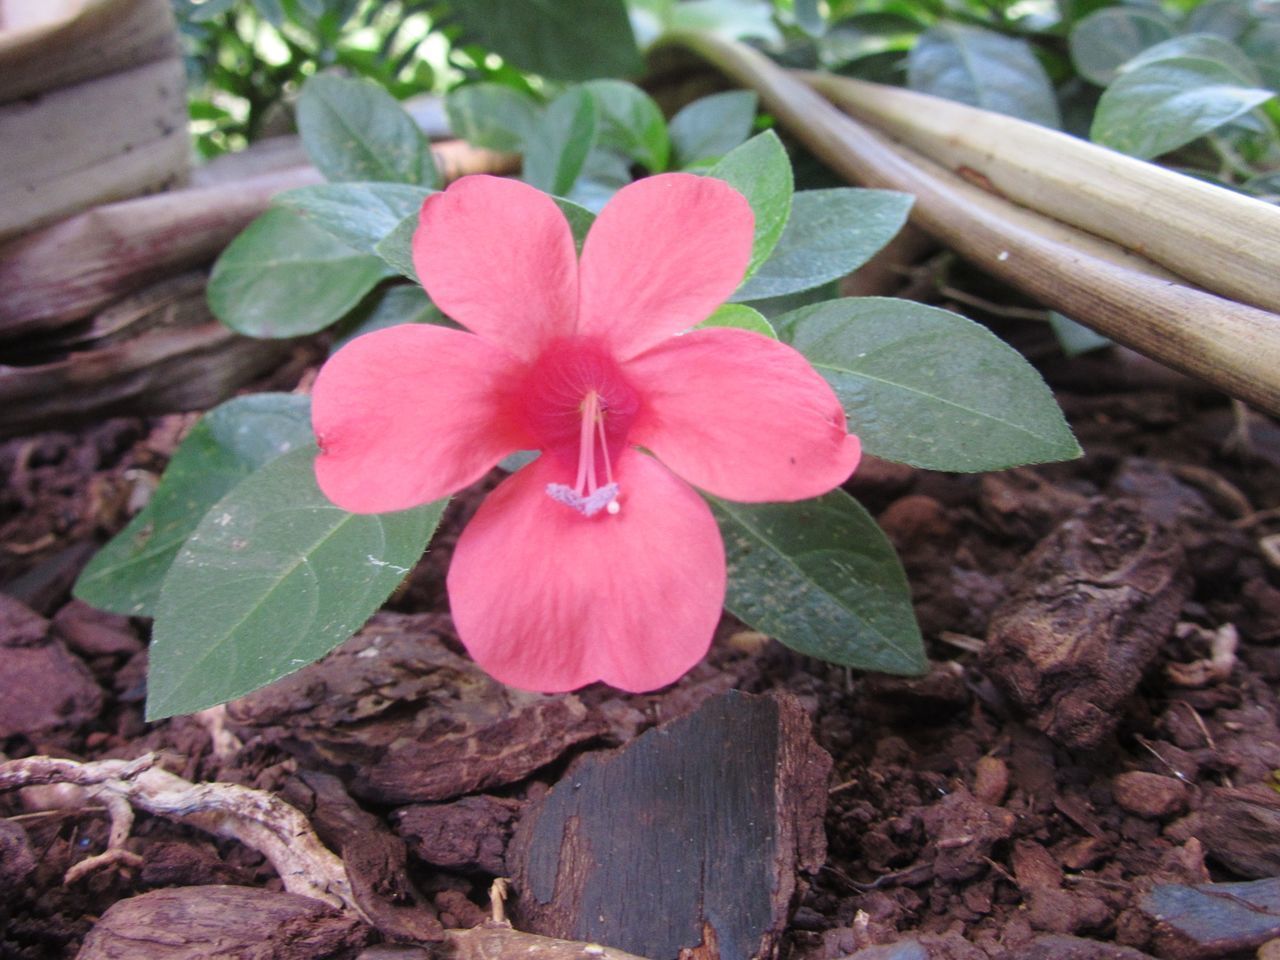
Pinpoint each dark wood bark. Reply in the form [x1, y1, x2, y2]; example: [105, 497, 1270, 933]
[508, 691, 831, 960]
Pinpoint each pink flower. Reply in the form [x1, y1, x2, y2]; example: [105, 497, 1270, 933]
[312, 173, 861, 693]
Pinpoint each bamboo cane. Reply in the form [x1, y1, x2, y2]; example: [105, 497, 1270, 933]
[801, 71, 1280, 317]
[659, 31, 1280, 416]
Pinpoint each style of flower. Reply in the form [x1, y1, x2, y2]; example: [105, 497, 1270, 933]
[311, 173, 861, 693]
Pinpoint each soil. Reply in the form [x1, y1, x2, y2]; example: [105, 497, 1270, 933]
[2, 324, 1279, 960]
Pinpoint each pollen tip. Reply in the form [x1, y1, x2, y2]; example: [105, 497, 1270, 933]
[606, 500, 620, 515]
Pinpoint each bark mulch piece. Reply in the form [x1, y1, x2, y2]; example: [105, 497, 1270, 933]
[983, 498, 1192, 750]
[225, 612, 608, 805]
[74, 885, 373, 960]
[0, 593, 103, 738]
[508, 690, 830, 960]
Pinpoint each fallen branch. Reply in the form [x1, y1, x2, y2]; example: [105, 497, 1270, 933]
[0, 139, 517, 341]
[658, 33, 1280, 416]
[800, 71, 1280, 317]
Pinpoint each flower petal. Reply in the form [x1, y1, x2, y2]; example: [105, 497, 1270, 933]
[413, 175, 578, 360]
[577, 173, 754, 360]
[626, 327, 861, 501]
[447, 450, 725, 692]
[313, 324, 530, 513]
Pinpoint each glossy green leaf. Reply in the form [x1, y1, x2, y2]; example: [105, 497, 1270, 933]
[1186, 0, 1254, 41]
[524, 87, 599, 196]
[296, 74, 437, 186]
[909, 23, 1061, 127]
[1047, 312, 1113, 356]
[1092, 57, 1275, 159]
[1069, 7, 1176, 85]
[332, 284, 449, 352]
[147, 448, 445, 719]
[446, 83, 540, 152]
[1243, 21, 1280, 90]
[274, 182, 433, 253]
[583, 80, 670, 171]
[794, 0, 825, 36]
[708, 131, 793, 281]
[74, 395, 313, 617]
[732, 188, 913, 301]
[821, 13, 922, 66]
[711, 490, 925, 675]
[776, 297, 1081, 471]
[375, 196, 596, 281]
[668, 90, 759, 168]
[1121, 34, 1262, 86]
[209, 208, 392, 338]
[697, 303, 777, 337]
[452, 0, 641, 81]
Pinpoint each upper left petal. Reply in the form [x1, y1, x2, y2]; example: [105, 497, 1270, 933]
[413, 175, 578, 360]
[447, 450, 726, 693]
[313, 323, 530, 513]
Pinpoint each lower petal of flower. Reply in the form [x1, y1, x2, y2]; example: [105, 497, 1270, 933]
[447, 449, 726, 693]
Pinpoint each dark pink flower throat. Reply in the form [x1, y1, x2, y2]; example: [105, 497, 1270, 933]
[517, 337, 640, 518]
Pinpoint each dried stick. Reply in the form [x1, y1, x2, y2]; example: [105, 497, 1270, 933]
[658, 32, 1280, 416]
[0, 140, 517, 339]
[801, 71, 1280, 317]
[0, 753, 356, 912]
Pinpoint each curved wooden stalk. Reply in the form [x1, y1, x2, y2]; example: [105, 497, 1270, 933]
[801, 71, 1280, 317]
[658, 31, 1280, 416]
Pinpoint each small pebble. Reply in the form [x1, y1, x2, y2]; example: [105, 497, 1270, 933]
[1111, 771, 1188, 819]
[973, 756, 1010, 806]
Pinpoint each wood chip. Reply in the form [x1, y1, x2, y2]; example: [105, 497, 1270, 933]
[508, 691, 831, 960]
[226, 613, 607, 804]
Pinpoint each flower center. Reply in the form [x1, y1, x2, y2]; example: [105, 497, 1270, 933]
[517, 337, 639, 518]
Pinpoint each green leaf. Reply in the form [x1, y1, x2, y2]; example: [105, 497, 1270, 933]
[1068, 7, 1176, 85]
[146, 448, 445, 719]
[711, 490, 925, 675]
[908, 23, 1062, 128]
[74, 395, 313, 617]
[332, 284, 450, 353]
[451, 0, 642, 81]
[794, 0, 825, 37]
[1092, 57, 1275, 160]
[523, 87, 599, 196]
[1243, 20, 1280, 90]
[821, 13, 922, 66]
[708, 130, 793, 281]
[776, 297, 1081, 471]
[210, 208, 392, 338]
[274, 182, 433, 253]
[668, 90, 758, 168]
[251, 0, 284, 26]
[732, 188, 913, 301]
[1047, 311, 1113, 357]
[296, 73, 438, 187]
[1186, 0, 1254, 42]
[1121, 34, 1262, 86]
[375, 195, 596, 281]
[583, 80, 670, 171]
[446, 83, 541, 152]
[696, 303, 777, 338]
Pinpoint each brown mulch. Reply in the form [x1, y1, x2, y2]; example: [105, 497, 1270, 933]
[1, 339, 1279, 960]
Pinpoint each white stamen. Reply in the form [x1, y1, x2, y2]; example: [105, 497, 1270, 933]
[545, 389, 623, 518]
